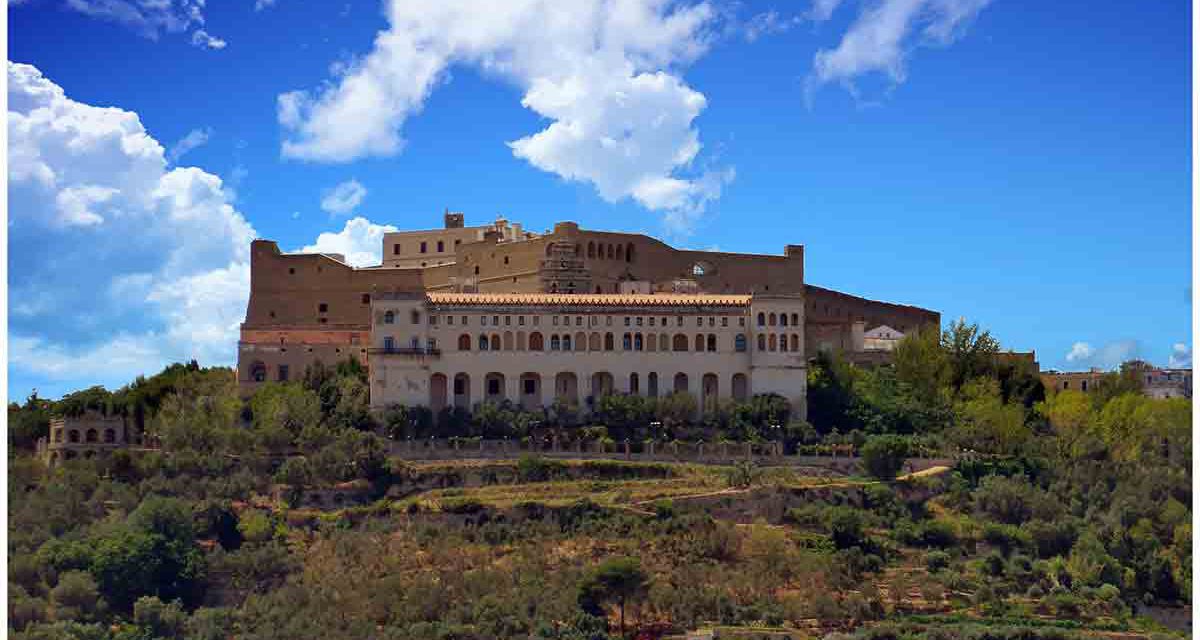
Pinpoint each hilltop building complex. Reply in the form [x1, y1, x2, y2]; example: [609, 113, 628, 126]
[237, 212, 942, 416]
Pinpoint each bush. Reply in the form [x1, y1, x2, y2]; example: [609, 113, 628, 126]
[516, 455, 567, 483]
[826, 507, 866, 549]
[926, 550, 951, 573]
[861, 435, 909, 480]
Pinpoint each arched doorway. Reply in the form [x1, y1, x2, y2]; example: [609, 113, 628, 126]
[674, 373, 689, 394]
[647, 372, 659, 397]
[591, 372, 614, 399]
[520, 373, 542, 410]
[453, 373, 471, 409]
[485, 372, 506, 404]
[430, 374, 448, 412]
[732, 373, 749, 402]
[555, 372, 579, 405]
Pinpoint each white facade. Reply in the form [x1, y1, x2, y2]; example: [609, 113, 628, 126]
[862, 324, 905, 351]
[368, 293, 807, 418]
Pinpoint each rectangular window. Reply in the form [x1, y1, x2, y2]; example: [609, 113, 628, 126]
[383, 336, 395, 350]
[739, 317, 745, 327]
[721, 317, 729, 327]
[524, 379, 536, 394]
[454, 378, 465, 394]
[461, 316, 468, 325]
[481, 316, 488, 326]
[278, 365, 289, 381]
[677, 317, 683, 327]
[576, 316, 583, 326]
[519, 316, 526, 326]
[636, 317, 643, 326]
[696, 317, 703, 327]
[447, 316, 454, 325]
[553, 316, 559, 326]
[430, 315, 438, 325]
[649, 317, 656, 327]
[420, 241, 427, 253]
[533, 316, 540, 326]
[505, 316, 512, 326]
[488, 379, 500, 395]
[318, 303, 328, 313]
[437, 240, 444, 252]
[606, 316, 613, 326]
[393, 244, 401, 255]
[493, 316, 500, 326]
[709, 317, 715, 327]
[624, 317, 631, 326]
[361, 294, 371, 304]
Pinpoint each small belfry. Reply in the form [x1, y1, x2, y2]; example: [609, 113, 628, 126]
[237, 212, 941, 418]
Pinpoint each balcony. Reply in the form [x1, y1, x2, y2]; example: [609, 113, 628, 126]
[370, 346, 442, 357]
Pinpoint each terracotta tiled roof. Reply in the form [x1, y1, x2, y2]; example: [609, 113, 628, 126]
[426, 292, 752, 307]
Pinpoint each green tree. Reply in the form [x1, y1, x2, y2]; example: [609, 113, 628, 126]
[1038, 390, 1096, 458]
[894, 326, 951, 405]
[860, 435, 909, 480]
[940, 319, 1000, 393]
[49, 571, 104, 622]
[577, 556, 650, 635]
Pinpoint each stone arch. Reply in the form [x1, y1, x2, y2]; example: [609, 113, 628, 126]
[85, 428, 98, 443]
[459, 333, 472, 350]
[485, 373, 506, 403]
[431, 373, 448, 413]
[702, 373, 719, 411]
[503, 331, 514, 351]
[104, 428, 116, 444]
[520, 373, 542, 410]
[529, 332, 545, 351]
[453, 373, 471, 409]
[555, 372, 579, 404]
[673, 372, 689, 394]
[575, 331, 587, 351]
[589, 332, 602, 350]
[591, 372, 614, 398]
[694, 334, 705, 352]
[673, 334, 689, 351]
[732, 373, 749, 401]
[647, 372, 659, 397]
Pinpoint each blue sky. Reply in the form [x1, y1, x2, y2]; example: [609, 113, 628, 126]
[7, 0, 1192, 400]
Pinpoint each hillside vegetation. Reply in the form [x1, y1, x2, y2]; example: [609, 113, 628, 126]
[7, 322, 1191, 639]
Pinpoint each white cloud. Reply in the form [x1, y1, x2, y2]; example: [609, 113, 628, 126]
[168, 127, 212, 163]
[255, 0, 278, 10]
[277, 1, 731, 233]
[807, 0, 846, 21]
[320, 178, 368, 216]
[191, 29, 227, 50]
[744, 10, 803, 42]
[1063, 340, 1140, 371]
[1169, 343, 1191, 368]
[809, 0, 991, 100]
[8, 62, 255, 392]
[52, 0, 226, 48]
[1065, 341, 1095, 363]
[299, 217, 398, 268]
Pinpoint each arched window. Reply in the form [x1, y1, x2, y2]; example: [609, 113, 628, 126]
[411, 310, 421, 324]
[551, 335, 561, 351]
[673, 334, 689, 351]
[607, 244, 614, 259]
[85, 429, 98, 443]
[69, 430, 80, 443]
[623, 333, 632, 350]
[780, 314, 788, 327]
[588, 241, 595, 258]
[634, 333, 644, 351]
[530, 332, 544, 351]
[626, 243, 635, 262]
[589, 332, 602, 350]
[768, 313, 777, 326]
[735, 334, 747, 352]
[757, 312, 766, 327]
[757, 334, 767, 351]
[458, 334, 472, 351]
[647, 333, 657, 351]
[383, 310, 395, 324]
[791, 313, 799, 326]
[790, 334, 799, 352]
[616, 244, 624, 261]
[769, 334, 777, 351]
[778, 334, 787, 352]
[563, 334, 572, 350]
[491, 333, 501, 350]
[503, 331, 514, 351]
[707, 334, 717, 352]
[605, 333, 615, 351]
[104, 428, 116, 443]
[674, 373, 689, 393]
[694, 334, 704, 351]
[575, 332, 587, 351]
[630, 373, 640, 394]
[648, 372, 659, 397]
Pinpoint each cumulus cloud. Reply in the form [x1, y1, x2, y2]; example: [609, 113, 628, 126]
[807, 0, 846, 21]
[1168, 343, 1191, 368]
[744, 10, 803, 42]
[809, 0, 992, 100]
[299, 217, 398, 267]
[190, 29, 227, 50]
[1063, 340, 1140, 371]
[167, 127, 212, 163]
[8, 62, 255, 394]
[277, 1, 731, 233]
[51, 0, 226, 47]
[320, 179, 368, 216]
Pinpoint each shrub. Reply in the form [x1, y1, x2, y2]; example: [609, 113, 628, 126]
[516, 455, 567, 483]
[826, 507, 866, 549]
[861, 435, 909, 480]
[926, 550, 951, 573]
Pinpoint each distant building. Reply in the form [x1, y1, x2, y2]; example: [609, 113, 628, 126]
[1041, 365, 1191, 399]
[37, 411, 135, 466]
[862, 324, 904, 351]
